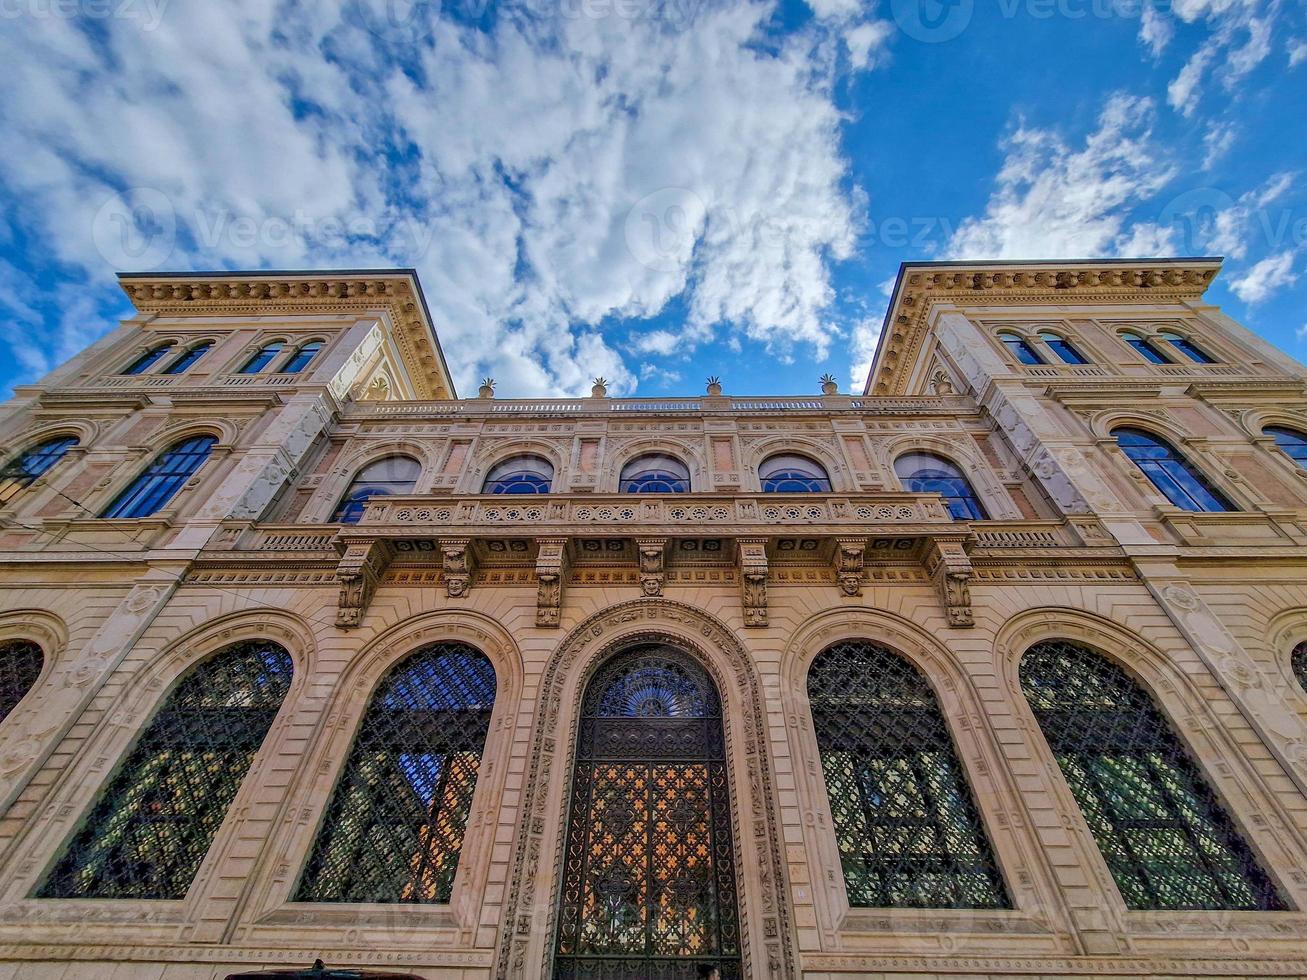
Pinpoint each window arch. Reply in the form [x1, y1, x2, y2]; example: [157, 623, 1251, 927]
[121, 343, 175, 375]
[101, 434, 217, 519]
[1293, 641, 1307, 694]
[1038, 331, 1090, 365]
[0, 435, 78, 506]
[619, 453, 690, 493]
[1265, 426, 1307, 469]
[161, 341, 213, 375]
[893, 452, 987, 520]
[1159, 331, 1217, 364]
[0, 640, 43, 725]
[296, 642, 496, 904]
[37, 640, 293, 899]
[482, 454, 553, 494]
[279, 340, 323, 374]
[759, 453, 832, 492]
[332, 455, 421, 523]
[1019, 640, 1284, 910]
[1121, 332, 1172, 365]
[806, 640, 1009, 908]
[238, 341, 284, 374]
[997, 332, 1044, 365]
[1113, 428, 1235, 512]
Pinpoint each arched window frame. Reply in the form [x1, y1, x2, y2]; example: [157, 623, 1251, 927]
[160, 340, 214, 375]
[758, 452, 833, 493]
[481, 454, 555, 494]
[277, 339, 325, 375]
[0, 434, 79, 506]
[101, 434, 218, 519]
[331, 454, 422, 523]
[1112, 426, 1236, 513]
[996, 331, 1045, 366]
[120, 342, 176, 376]
[237, 340, 286, 375]
[893, 451, 988, 520]
[1036, 330, 1091, 365]
[619, 452, 692, 493]
[1119, 331, 1173, 365]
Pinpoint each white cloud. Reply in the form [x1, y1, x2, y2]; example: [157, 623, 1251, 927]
[1230, 250, 1298, 303]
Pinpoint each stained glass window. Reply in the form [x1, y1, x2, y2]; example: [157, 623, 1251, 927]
[1266, 427, 1307, 470]
[1122, 333, 1172, 364]
[161, 342, 213, 375]
[1114, 428, 1235, 513]
[296, 643, 495, 904]
[1039, 332, 1090, 365]
[806, 640, 1009, 909]
[894, 452, 987, 520]
[1159, 331, 1217, 364]
[998, 333, 1044, 365]
[1292, 642, 1307, 695]
[101, 435, 217, 519]
[0, 436, 78, 505]
[280, 341, 323, 374]
[554, 646, 741, 980]
[483, 454, 553, 494]
[0, 640, 43, 725]
[239, 342, 284, 374]
[37, 641, 293, 899]
[332, 455, 421, 523]
[759, 453, 832, 493]
[121, 343, 175, 375]
[620, 454, 690, 493]
[1020, 640, 1284, 910]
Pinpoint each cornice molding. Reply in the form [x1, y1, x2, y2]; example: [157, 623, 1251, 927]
[866, 259, 1222, 396]
[117, 271, 454, 400]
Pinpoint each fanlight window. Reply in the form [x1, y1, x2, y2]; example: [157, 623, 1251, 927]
[101, 435, 217, 519]
[0, 436, 78, 505]
[998, 332, 1044, 365]
[1039, 332, 1090, 365]
[1265, 427, 1307, 469]
[296, 643, 496, 904]
[239, 342, 284, 374]
[1293, 642, 1307, 694]
[333, 455, 421, 523]
[1159, 331, 1217, 364]
[620, 454, 690, 493]
[37, 641, 293, 899]
[0, 640, 43, 725]
[759, 453, 832, 493]
[1114, 428, 1234, 513]
[121, 343, 175, 375]
[893, 452, 987, 520]
[280, 341, 323, 374]
[1020, 640, 1284, 910]
[807, 640, 1010, 908]
[482, 455, 553, 494]
[1122, 333, 1172, 364]
[161, 342, 213, 375]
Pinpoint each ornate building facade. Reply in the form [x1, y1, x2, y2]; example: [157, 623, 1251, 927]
[1, 259, 1307, 978]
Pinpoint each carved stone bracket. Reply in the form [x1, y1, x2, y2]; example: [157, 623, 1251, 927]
[535, 537, 570, 627]
[636, 537, 669, 597]
[738, 537, 769, 627]
[925, 537, 974, 628]
[833, 536, 867, 596]
[335, 540, 394, 628]
[440, 537, 475, 598]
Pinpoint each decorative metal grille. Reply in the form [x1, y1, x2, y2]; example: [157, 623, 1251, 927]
[806, 640, 1010, 909]
[1294, 642, 1307, 693]
[555, 646, 741, 980]
[296, 643, 495, 904]
[38, 641, 293, 899]
[0, 640, 43, 725]
[1020, 640, 1285, 910]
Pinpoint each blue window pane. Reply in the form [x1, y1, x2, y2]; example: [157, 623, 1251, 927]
[333, 456, 421, 523]
[1040, 334, 1090, 365]
[620, 454, 690, 493]
[102, 435, 216, 519]
[1124, 335, 1172, 364]
[1115, 428, 1234, 512]
[121, 344, 175, 375]
[483, 455, 553, 494]
[161, 342, 213, 375]
[279, 341, 323, 374]
[999, 335, 1044, 365]
[1266, 427, 1307, 469]
[894, 453, 987, 520]
[1160, 333, 1217, 364]
[0, 436, 78, 505]
[760, 454, 832, 493]
[239, 342, 284, 374]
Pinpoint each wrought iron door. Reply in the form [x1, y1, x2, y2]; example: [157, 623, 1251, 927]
[554, 646, 741, 980]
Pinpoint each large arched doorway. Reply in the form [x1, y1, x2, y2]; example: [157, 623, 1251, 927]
[553, 644, 742, 979]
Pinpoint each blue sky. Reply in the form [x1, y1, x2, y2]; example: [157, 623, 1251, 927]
[0, 0, 1304, 399]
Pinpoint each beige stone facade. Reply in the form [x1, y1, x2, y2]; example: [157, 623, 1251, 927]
[1, 259, 1307, 978]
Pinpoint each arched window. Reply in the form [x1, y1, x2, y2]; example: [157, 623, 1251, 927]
[238, 341, 284, 374]
[0, 436, 78, 505]
[998, 332, 1044, 365]
[0, 640, 43, 725]
[482, 455, 553, 494]
[1159, 331, 1217, 364]
[296, 643, 496, 904]
[101, 435, 217, 519]
[1039, 331, 1090, 365]
[37, 640, 293, 899]
[279, 341, 323, 374]
[332, 455, 421, 523]
[619, 453, 690, 493]
[1265, 427, 1307, 469]
[759, 453, 832, 492]
[1114, 428, 1234, 512]
[121, 343, 175, 375]
[807, 640, 1009, 908]
[1121, 332, 1172, 365]
[161, 341, 213, 375]
[894, 452, 987, 520]
[1020, 640, 1284, 910]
